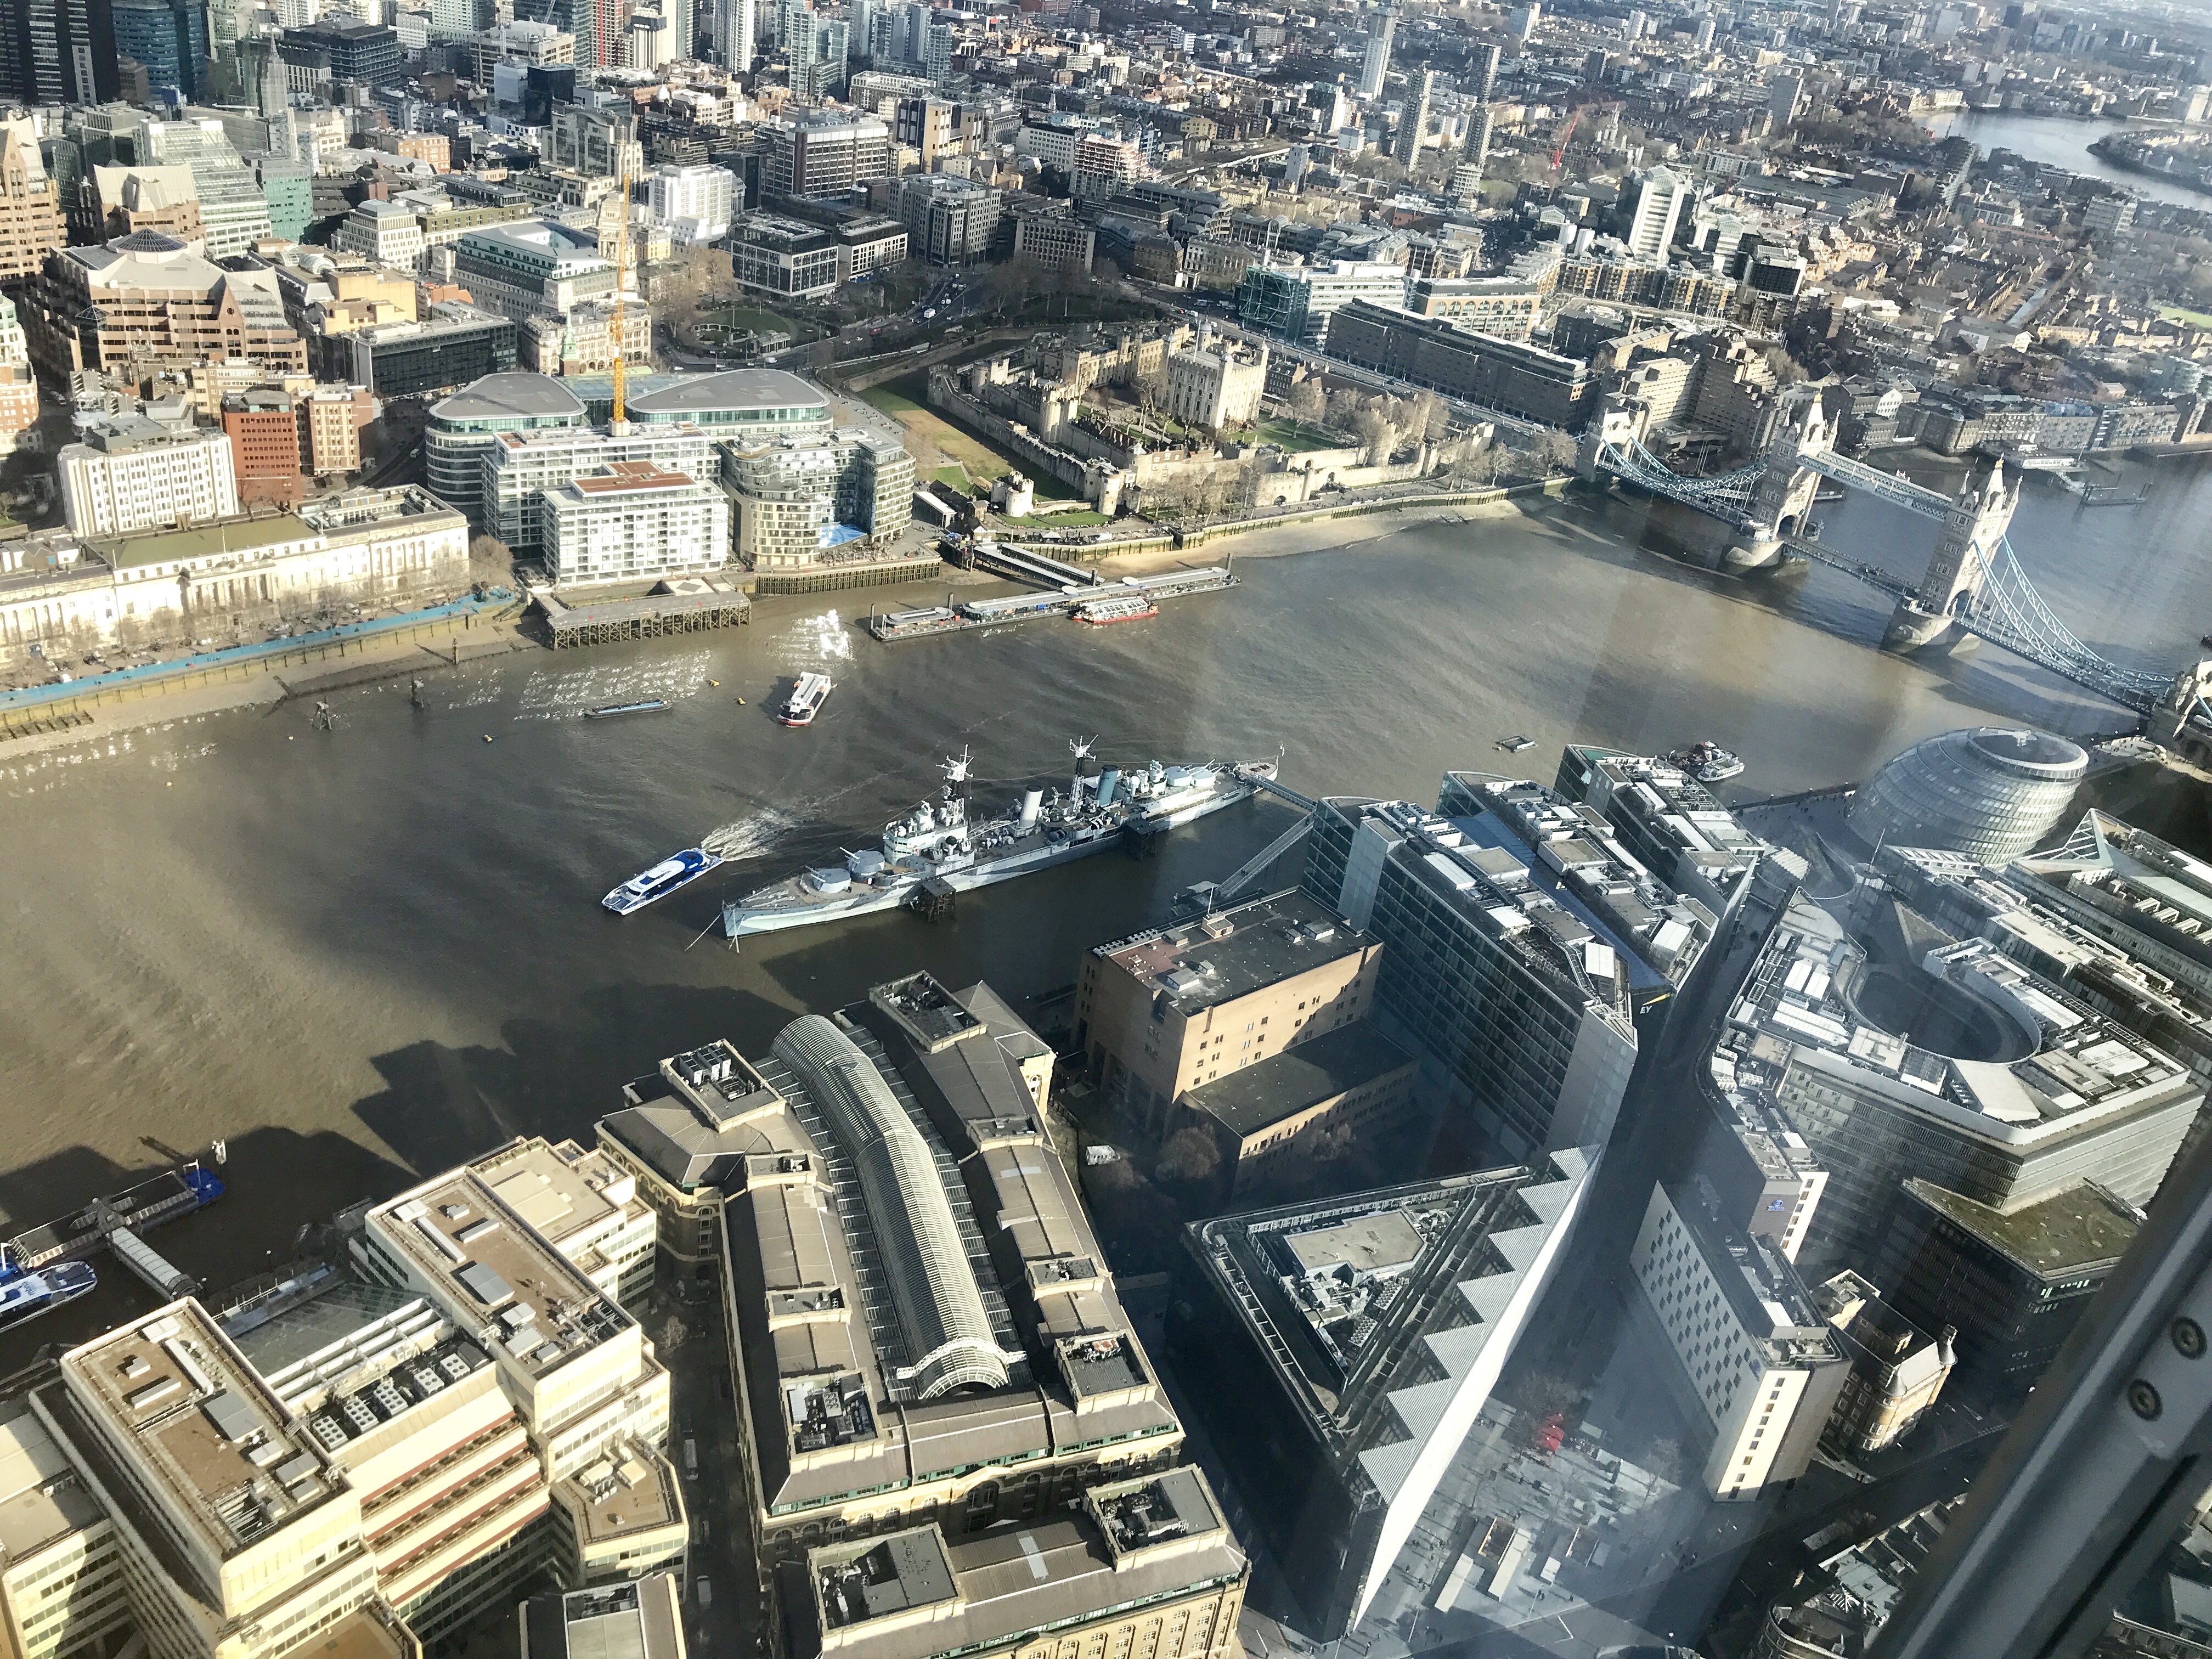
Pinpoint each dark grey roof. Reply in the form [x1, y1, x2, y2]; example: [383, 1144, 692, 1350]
[111, 229, 186, 253]
[429, 372, 587, 422]
[1182, 1020, 1413, 1139]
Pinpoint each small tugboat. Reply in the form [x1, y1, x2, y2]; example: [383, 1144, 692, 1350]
[778, 673, 833, 727]
[602, 847, 725, 915]
[1495, 735, 1537, 753]
[585, 699, 672, 719]
[1671, 738, 1745, 783]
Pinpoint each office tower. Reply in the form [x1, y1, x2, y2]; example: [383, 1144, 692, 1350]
[1356, 5, 1393, 98]
[1301, 793, 1639, 1160]
[111, 0, 208, 95]
[1623, 166, 1689, 258]
[1173, 1152, 1595, 1637]
[714, 0, 755, 66]
[924, 16, 953, 82]
[0, 0, 122, 103]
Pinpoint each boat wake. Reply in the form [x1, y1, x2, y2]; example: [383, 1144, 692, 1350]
[702, 806, 802, 861]
[773, 610, 853, 665]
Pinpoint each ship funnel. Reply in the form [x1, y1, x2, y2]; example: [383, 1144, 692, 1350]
[1018, 788, 1043, 831]
[1097, 768, 1121, 808]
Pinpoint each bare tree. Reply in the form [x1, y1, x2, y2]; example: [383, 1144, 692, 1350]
[469, 533, 513, 584]
[1408, 390, 1448, 442]
[1154, 1125, 1223, 1197]
[1286, 376, 1327, 425]
[1352, 405, 1400, 466]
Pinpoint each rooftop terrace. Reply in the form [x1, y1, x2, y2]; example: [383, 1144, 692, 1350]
[61, 1299, 341, 1564]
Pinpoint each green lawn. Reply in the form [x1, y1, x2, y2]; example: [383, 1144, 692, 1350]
[1028, 507, 1110, 526]
[930, 465, 973, 493]
[2162, 304, 2212, 329]
[863, 372, 1083, 501]
[1253, 417, 1346, 453]
[706, 303, 812, 340]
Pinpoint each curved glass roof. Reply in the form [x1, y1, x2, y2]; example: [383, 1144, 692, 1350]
[771, 1015, 1009, 1400]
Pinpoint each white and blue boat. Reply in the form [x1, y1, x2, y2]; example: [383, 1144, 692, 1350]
[602, 847, 725, 916]
[0, 1252, 97, 1337]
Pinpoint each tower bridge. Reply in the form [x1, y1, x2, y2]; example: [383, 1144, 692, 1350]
[1578, 395, 2171, 713]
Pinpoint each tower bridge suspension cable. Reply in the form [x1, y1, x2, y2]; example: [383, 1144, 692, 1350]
[1588, 436, 2168, 712]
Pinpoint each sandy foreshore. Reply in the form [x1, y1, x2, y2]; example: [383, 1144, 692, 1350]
[0, 496, 1532, 759]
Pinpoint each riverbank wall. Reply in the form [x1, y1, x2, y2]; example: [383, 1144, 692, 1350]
[0, 595, 528, 742]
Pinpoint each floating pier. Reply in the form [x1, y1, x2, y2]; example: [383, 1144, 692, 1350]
[866, 566, 1236, 642]
[5, 1160, 224, 1307]
[537, 576, 751, 649]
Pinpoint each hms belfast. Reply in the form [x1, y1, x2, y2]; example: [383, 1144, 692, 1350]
[720, 742, 1279, 937]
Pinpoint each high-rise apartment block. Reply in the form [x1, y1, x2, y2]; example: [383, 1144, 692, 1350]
[720, 427, 915, 574]
[483, 425, 714, 554]
[542, 462, 730, 585]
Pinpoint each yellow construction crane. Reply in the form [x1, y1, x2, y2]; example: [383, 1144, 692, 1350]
[612, 160, 630, 425]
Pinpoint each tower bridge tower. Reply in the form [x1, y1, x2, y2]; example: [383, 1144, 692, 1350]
[1722, 390, 1831, 571]
[1880, 459, 2018, 654]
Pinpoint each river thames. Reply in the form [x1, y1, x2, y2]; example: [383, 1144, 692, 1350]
[0, 471, 2200, 1348]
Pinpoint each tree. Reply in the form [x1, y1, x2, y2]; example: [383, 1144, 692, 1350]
[1154, 1125, 1223, 1198]
[1286, 375, 1327, 425]
[1763, 345, 1808, 385]
[1408, 389, 1447, 442]
[980, 254, 1045, 319]
[659, 1314, 690, 1352]
[469, 533, 513, 584]
[1352, 404, 1400, 466]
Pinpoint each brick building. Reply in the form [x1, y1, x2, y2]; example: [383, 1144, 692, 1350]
[223, 387, 307, 507]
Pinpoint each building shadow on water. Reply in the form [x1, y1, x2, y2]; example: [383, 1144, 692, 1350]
[349, 981, 794, 1177]
[0, 1126, 414, 1356]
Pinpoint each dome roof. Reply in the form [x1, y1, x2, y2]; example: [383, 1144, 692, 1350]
[110, 229, 187, 255]
[1848, 726, 2087, 865]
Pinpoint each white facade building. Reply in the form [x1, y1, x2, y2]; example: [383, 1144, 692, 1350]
[336, 199, 428, 269]
[59, 423, 240, 537]
[543, 462, 730, 585]
[1629, 1178, 1850, 1501]
[1624, 167, 1690, 259]
[1164, 337, 1268, 431]
[646, 163, 735, 246]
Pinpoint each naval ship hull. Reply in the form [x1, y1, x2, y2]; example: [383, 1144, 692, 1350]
[723, 776, 1261, 937]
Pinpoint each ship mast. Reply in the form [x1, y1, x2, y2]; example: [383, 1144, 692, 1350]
[611, 156, 630, 426]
